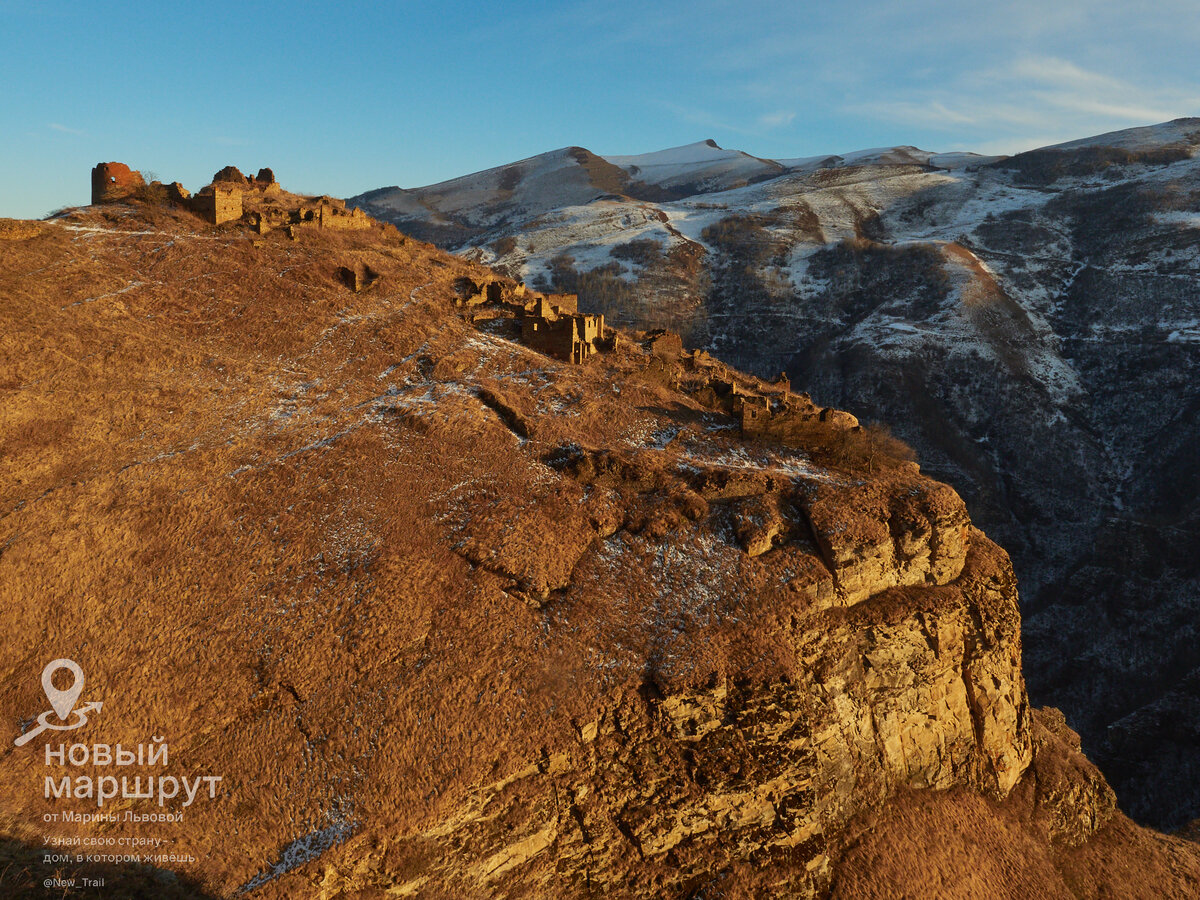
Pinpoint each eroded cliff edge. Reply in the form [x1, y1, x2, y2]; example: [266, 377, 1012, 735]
[0, 204, 1196, 898]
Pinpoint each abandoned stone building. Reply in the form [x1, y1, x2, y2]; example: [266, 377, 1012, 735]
[453, 277, 606, 365]
[245, 208, 288, 233]
[190, 184, 244, 225]
[738, 394, 772, 435]
[679, 356, 835, 439]
[472, 282, 507, 306]
[732, 388, 857, 439]
[520, 303, 606, 364]
[532, 293, 578, 316]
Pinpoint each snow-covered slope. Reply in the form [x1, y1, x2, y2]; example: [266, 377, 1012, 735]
[353, 145, 663, 242]
[351, 138, 988, 249]
[1050, 117, 1200, 152]
[603, 138, 785, 193]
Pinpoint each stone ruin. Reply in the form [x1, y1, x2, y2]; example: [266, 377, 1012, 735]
[453, 272, 857, 427]
[337, 263, 380, 293]
[190, 184, 245, 225]
[520, 295, 605, 365]
[88, 162, 380, 234]
[294, 198, 373, 233]
[456, 278, 609, 365]
[645, 330, 684, 362]
[91, 162, 145, 203]
[684, 351, 857, 438]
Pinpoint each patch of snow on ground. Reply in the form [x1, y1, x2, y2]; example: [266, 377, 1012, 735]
[678, 438, 834, 483]
[1152, 211, 1200, 229]
[64, 280, 146, 308]
[1167, 328, 1200, 343]
[237, 808, 357, 893]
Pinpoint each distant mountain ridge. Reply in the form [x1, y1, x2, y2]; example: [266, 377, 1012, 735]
[352, 136, 1003, 250]
[353, 118, 1200, 830]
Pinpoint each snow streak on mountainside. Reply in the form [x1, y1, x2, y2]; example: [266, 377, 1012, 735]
[351, 119, 1200, 830]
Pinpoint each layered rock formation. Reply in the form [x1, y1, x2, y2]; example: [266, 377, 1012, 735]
[0, 196, 1196, 897]
[316, 528, 1030, 897]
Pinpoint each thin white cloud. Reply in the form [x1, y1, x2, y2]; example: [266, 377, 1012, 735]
[48, 123, 85, 136]
[653, 100, 758, 137]
[1007, 56, 1119, 90]
[619, 1, 1200, 151]
[759, 111, 796, 128]
[1034, 93, 1184, 124]
[856, 55, 1200, 150]
[871, 101, 983, 128]
[925, 102, 977, 126]
[863, 99, 1049, 131]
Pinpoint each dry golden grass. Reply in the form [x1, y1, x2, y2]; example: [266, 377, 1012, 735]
[830, 711, 1200, 900]
[1, 202, 1195, 898]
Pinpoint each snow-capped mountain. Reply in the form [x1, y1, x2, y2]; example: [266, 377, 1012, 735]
[351, 119, 1200, 828]
[353, 137, 1003, 254]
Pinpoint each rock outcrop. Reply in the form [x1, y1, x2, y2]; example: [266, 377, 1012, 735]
[309, 530, 1029, 898]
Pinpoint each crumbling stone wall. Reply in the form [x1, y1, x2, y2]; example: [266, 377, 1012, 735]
[246, 207, 289, 234]
[91, 162, 145, 204]
[647, 330, 683, 361]
[455, 284, 606, 364]
[336, 263, 379, 292]
[213, 187, 244, 224]
[731, 391, 857, 440]
[212, 165, 248, 184]
[292, 199, 372, 231]
[575, 313, 603, 344]
[319, 204, 372, 231]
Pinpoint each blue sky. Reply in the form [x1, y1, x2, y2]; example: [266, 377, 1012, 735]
[2, 0, 1198, 218]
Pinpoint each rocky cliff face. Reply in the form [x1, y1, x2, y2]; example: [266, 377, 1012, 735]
[0, 202, 1196, 898]
[307, 529, 1032, 898]
[353, 119, 1200, 829]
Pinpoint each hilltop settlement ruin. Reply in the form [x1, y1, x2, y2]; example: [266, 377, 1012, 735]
[87, 161, 860, 444]
[91, 161, 375, 236]
[452, 273, 860, 441]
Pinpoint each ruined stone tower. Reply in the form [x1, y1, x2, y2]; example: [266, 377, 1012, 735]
[91, 162, 145, 204]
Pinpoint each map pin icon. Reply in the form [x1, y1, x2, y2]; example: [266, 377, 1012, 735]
[42, 659, 84, 721]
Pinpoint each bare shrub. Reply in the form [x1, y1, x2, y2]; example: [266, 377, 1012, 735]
[610, 238, 663, 267]
[132, 181, 169, 204]
[826, 423, 918, 474]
